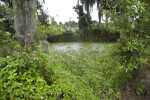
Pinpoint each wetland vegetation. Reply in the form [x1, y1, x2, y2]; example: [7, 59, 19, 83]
[0, 0, 150, 99]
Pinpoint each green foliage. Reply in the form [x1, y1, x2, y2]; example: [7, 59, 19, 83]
[64, 21, 78, 28]
[101, 0, 150, 98]
[35, 22, 48, 41]
[46, 24, 75, 42]
[51, 43, 122, 99]
[0, 30, 18, 57]
[36, 18, 77, 42]
[0, 0, 149, 99]
[38, 9, 49, 25]
[110, 0, 150, 73]
[0, 44, 53, 99]
[0, 3, 14, 33]
[136, 85, 145, 95]
[1, 37, 111, 99]
[114, 35, 149, 72]
[88, 22, 120, 42]
[102, 35, 150, 96]
[74, 3, 90, 40]
[1, 42, 94, 99]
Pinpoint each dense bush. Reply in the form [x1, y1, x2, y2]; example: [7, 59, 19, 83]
[100, 0, 150, 98]
[0, 3, 15, 34]
[51, 43, 123, 100]
[0, 43, 53, 99]
[87, 23, 120, 42]
[0, 0, 149, 99]
[100, 36, 150, 99]
[0, 30, 18, 57]
[47, 29, 77, 42]
[0, 44, 94, 99]
[0, 29, 99, 99]
[36, 21, 78, 43]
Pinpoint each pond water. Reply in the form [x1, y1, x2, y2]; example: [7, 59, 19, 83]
[49, 42, 113, 53]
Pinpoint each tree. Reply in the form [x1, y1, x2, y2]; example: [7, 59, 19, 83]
[64, 21, 78, 28]
[38, 9, 49, 25]
[1, 0, 45, 46]
[0, 0, 13, 7]
[81, 0, 119, 27]
[37, 0, 49, 26]
[12, 0, 36, 46]
[74, 1, 88, 40]
[82, 0, 94, 26]
[0, 3, 14, 33]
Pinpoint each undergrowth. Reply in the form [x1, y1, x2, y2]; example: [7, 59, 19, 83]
[51, 38, 150, 99]
[52, 43, 122, 99]
[0, 28, 149, 99]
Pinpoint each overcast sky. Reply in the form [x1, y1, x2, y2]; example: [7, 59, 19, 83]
[43, 0, 98, 23]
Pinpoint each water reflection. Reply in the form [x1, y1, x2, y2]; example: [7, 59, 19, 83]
[50, 42, 112, 52]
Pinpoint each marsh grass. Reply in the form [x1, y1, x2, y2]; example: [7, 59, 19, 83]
[50, 43, 116, 99]
[50, 42, 150, 99]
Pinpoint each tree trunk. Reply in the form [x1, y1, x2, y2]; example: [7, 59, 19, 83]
[106, 14, 108, 30]
[98, 9, 102, 27]
[86, 12, 91, 27]
[13, 0, 36, 46]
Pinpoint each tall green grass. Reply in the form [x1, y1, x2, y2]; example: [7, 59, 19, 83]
[50, 43, 121, 99]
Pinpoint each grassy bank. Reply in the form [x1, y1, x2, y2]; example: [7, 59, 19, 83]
[50, 43, 121, 99]
[49, 42, 150, 99]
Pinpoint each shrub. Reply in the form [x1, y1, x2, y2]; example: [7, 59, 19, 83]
[0, 43, 100, 99]
[98, 35, 150, 99]
[87, 23, 120, 42]
[0, 30, 18, 57]
[0, 44, 54, 99]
